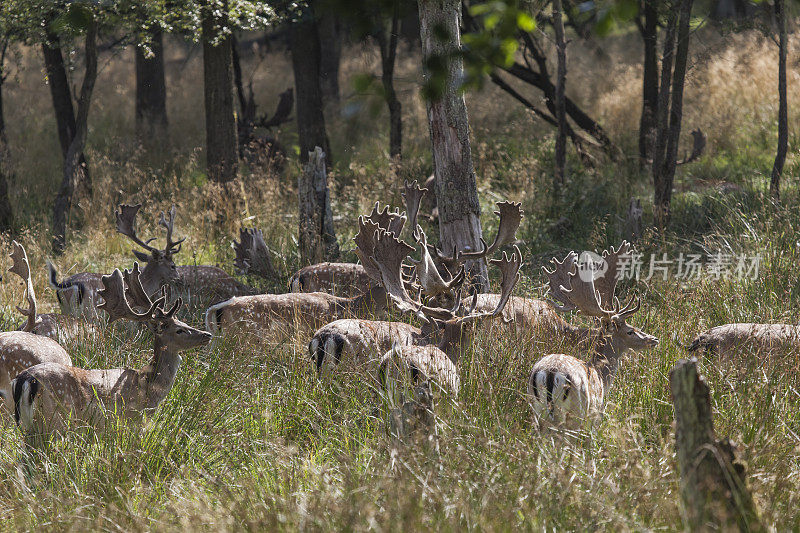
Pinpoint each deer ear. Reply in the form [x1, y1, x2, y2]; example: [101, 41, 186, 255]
[133, 250, 150, 262]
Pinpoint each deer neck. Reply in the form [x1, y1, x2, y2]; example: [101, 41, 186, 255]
[589, 337, 625, 391]
[139, 336, 182, 410]
[561, 322, 597, 348]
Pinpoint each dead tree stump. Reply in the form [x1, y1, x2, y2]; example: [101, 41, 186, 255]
[298, 147, 339, 265]
[670, 358, 762, 532]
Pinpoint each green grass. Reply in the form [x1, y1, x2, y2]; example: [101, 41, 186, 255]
[0, 26, 799, 530]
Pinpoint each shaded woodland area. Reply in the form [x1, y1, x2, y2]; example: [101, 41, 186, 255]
[0, 0, 797, 530]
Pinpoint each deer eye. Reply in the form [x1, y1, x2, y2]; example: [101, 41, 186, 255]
[627, 330, 635, 335]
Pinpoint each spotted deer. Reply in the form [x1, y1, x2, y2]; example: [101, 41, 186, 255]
[0, 243, 74, 412]
[526, 242, 658, 429]
[49, 203, 184, 317]
[9, 242, 97, 342]
[686, 323, 800, 358]
[11, 264, 212, 436]
[311, 226, 522, 401]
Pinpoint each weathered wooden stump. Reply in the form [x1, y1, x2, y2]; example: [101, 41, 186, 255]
[670, 357, 762, 532]
[298, 147, 339, 265]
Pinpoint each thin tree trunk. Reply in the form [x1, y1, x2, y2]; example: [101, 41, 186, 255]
[42, 33, 92, 195]
[317, 9, 342, 106]
[770, 0, 787, 199]
[654, 0, 693, 230]
[290, 8, 331, 164]
[135, 26, 169, 145]
[0, 41, 12, 232]
[552, 0, 568, 199]
[637, 2, 659, 166]
[418, 0, 488, 290]
[52, 21, 97, 254]
[298, 146, 339, 264]
[670, 358, 762, 531]
[202, 0, 238, 183]
[377, 6, 403, 160]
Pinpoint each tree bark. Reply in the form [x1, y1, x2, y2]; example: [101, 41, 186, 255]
[552, 0, 568, 199]
[41, 33, 92, 195]
[670, 358, 762, 531]
[377, 5, 403, 160]
[418, 0, 487, 290]
[770, 0, 787, 200]
[637, 1, 659, 167]
[202, 0, 238, 183]
[290, 8, 331, 164]
[654, 0, 692, 230]
[0, 40, 13, 232]
[135, 26, 169, 145]
[52, 21, 98, 254]
[298, 147, 339, 264]
[317, 9, 342, 106]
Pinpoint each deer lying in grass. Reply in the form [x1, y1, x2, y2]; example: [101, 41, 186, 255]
[9, 242, 97, 342]
[49, 204, 185, 317]
[526, 243, 658, 429]
[686, 323, 800, 358]
[311, 226, 522, 401]
[11, 264, 212, 436]
[0, 243, 74, 412]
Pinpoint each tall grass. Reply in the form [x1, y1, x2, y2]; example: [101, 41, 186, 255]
[0, 25, 798, 530]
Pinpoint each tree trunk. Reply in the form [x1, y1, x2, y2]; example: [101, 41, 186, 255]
[770, 0, 787, 200]
[654, 0, 693, 230]
[202, 0, 238, 183]
[135, 26, 169, 145]
[290, 8, 331, 164]
[670, 358, 762, 531]
[52, 21, 98, 254]
[377, 6, 403, 160]
[298, 147, 339, 264]
[637, 2, 659, 167]
[418, 0, 487, 290]
[0, 40, 13, 232]
[317, 9, 342, 106]
[41, 34, 92, 195]
[552, 0, 568, 199]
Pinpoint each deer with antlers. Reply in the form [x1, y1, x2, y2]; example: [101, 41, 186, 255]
[311, 225, 522, 400]
[11, 264, 212, 436]
[49, 204, 186, 317]
[526, 242, 658, 428]
[0, 242, 74, 412]
[8, 242, 97, 342]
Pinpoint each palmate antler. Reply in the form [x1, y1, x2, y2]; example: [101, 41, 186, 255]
[98, 263, 181, 323]
[401, 180, 427, 240]
[429, 201, 523, 269]
[411, 226, 465, 297]
[9, 241, 38, 332]
[158, 205, 186, 256]
[365, 202, 407, 238]
[543, 241, 639, 321]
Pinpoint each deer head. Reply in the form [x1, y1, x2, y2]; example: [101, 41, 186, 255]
[116, 204, 185, 294]
[543, 241, 658, 354]
[98, 264, 211, 350]
[8, 241, 38, 332]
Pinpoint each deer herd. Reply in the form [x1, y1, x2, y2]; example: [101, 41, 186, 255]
[0, 180, 789, 441]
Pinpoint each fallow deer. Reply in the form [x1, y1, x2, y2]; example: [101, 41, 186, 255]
[49, 203, 184, 317]
[311, 226, 522, 401]
[9, 242, 96, 342]
[526, 243, 658, 429]
[0, 243, 74, 413]
[686, 323, 800, 358]
[11, 263, 212, 436]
